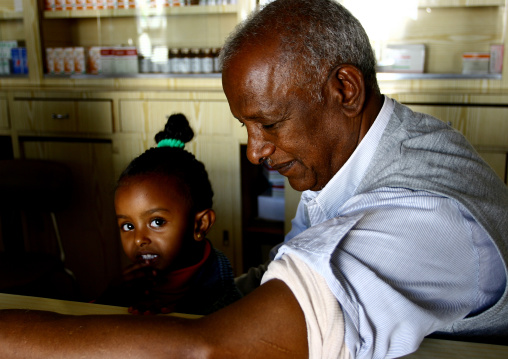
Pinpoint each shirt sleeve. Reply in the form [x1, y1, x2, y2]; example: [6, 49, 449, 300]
[262, 254, 351, 359]
[274, 189, 486, 359]
[284, 194, 309, 242]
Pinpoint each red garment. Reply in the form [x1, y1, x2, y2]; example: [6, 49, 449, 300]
[162, 240, 212, 294]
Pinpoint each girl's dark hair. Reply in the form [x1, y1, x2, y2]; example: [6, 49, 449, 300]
[118, 113, 213, 211]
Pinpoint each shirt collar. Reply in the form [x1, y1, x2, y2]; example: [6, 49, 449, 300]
[301, 96, 394, 219]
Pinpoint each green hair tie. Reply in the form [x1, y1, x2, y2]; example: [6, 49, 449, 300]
[157, 138, 185, 149]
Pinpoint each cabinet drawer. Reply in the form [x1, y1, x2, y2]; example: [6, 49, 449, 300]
[0, 99, 8, 129]
[119, 100, 233, 136]
[11, 99, 113, 134]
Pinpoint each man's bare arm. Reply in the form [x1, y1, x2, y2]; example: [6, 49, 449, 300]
[0, 279, 308, 359]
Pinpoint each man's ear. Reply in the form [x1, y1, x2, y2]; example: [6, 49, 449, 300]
[193, 208, 216, 241]
[327, 64, 366, 118]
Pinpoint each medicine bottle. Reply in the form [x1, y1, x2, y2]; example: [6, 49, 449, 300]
[212, 47, 221, 73]
[190, 48, 201, 73]
[180, 48, 191, 74]
[169, 48, 181, 73]
[139, 55, 151, 73]
[201, 48, 214, 74]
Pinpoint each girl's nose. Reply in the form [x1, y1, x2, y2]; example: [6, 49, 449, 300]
[135, 235, 151, 247]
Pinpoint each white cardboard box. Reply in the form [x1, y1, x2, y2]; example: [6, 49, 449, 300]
[462, 52, 490, 74]
[257, 195, 285, 222]
[378, 44, 425, 73]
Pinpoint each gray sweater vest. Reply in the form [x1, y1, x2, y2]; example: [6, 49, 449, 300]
[356, 100, 508, 340]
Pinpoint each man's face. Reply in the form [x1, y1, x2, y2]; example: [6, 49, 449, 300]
[222, 42, 361, 192]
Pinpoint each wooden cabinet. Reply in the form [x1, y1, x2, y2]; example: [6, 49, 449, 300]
[1, 0, 256, 87]
[20, 138, 121, 300]
[7, 91, 122, 300]
[0, 0, 26, 78]
[118, 98, 232, 135]
[0, 97, 9, 129]
[2, 0, 508, 92]
[38, 1, 255, 80]
[341, 0, 508, 92]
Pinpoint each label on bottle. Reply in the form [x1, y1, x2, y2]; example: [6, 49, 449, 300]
[202, 57, 213, 73]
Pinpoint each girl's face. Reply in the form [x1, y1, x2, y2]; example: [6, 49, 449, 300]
[115, 174, 195, 271]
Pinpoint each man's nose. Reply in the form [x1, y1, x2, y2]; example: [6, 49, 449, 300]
[246, 127, 276, 165]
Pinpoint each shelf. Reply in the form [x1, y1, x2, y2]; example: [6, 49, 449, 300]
[43, 4, 237, 19]
[0, 10, 23, 20]
[418, 0, 505, 7]
[0, 74, 29, 79]
[44, 72, 503, 81]
[377, 73, 503, 80]
[341, 0, 505, 9]
[44, 72, 222, 79]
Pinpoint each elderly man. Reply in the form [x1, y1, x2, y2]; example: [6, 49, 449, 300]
[1, 0, 507, 358]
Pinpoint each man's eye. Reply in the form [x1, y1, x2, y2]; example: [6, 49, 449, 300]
[121, 223, 134, 232]
[262, 123, 275, 129]
[150, 218, 166, 228]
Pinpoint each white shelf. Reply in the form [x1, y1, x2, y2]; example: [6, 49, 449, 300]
[43, 4, 237, 19]
[418, 0, 505, 7]
[377, 72, 503, 80]
[43, 72, 503, 81]
[44, 72, 222, 79]
[0, 10, 23, 20]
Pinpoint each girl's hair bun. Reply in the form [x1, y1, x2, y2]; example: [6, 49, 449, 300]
[154, 113, 195, 145]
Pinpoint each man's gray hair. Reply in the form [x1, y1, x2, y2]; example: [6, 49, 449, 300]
[220, 0, 379, 102]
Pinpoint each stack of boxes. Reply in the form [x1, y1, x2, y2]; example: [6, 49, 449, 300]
[43, 0, 236, 10]
[0, 41, 28, 75]
[45, 46, 138, 75]
[46, 47, 86, 75]
[257, 162, 285, 222]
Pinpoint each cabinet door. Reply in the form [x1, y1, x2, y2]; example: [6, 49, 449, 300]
[407, 104, 508, 184]
[111, 132, 148, 181]
[21, 139, 122, 300]
[119, 99, 233, 137]
[0, 98, 9, 129]
[195, 136, 241, 271]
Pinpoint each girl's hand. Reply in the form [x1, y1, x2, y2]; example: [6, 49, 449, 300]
[117, 261, 177, 315]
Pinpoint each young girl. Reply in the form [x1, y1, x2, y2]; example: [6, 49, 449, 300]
[96, 113, 242, 315]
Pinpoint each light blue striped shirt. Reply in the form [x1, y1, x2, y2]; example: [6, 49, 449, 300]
[279, 97, 506, 358]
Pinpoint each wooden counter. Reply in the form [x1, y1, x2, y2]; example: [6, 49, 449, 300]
[0, 292, 200, 319]
[0, 293, 506, 358]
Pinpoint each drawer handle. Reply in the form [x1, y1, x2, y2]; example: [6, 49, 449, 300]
[51, 113, 70, 120]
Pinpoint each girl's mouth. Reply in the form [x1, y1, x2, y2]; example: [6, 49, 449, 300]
[137, 253, 159, 264]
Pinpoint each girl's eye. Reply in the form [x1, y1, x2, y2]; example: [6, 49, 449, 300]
[121, 223, 134, 232]
[150, 218, 166, 228]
